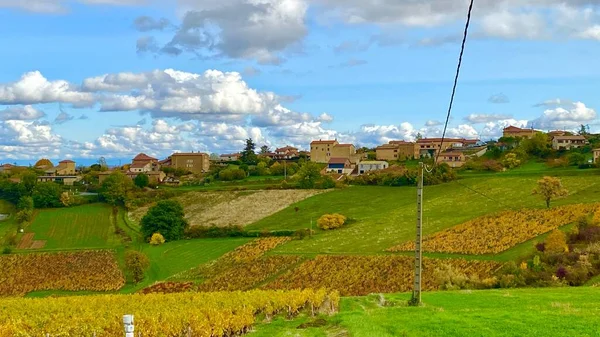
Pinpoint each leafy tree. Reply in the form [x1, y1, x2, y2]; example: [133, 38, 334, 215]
[256, 162, 270, 176]
[240, 138, 258, 165]
[21, 171, 38, 195]
[270, 162, 284, 176]
[218, 168, 246, 181]
[521, 133, 551, 158]
[17, 196, 34, 211]
[32, 182, 63, 208]
[124, 250, 150, 284]
[260, 145, 270, 154]
[60, 192, 73, 207]
[415, 133, 423, 140]
[296, 162, 322, 189]
[16, 209, 33, 223]
[532, 176, 568, 208]
[567, 152, 586, 166]
[134, 173, 150, 188]
[578, 124, 589, 136]
[140, 200, 189, 241]
[100, 171, 134, 206]
[0, 179, 26, 204]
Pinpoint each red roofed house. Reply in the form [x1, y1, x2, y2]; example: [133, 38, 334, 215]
[130, 153, 160, 173]
[502, 126, 538, 139]
[438, 151, 466, 168]
[310, 139, 361, 164]
[274, 146, 299, 160]
[327, 157, 353, 174]
[45, 160, 76, 176]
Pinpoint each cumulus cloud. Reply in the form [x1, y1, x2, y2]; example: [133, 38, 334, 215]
[464, 113, 513, 124]
[0, 119, 63, 159]
[0, 0, 146, 14]
[480, 10, 547, 39]
[529, 101, 597, 130]
[0, 105, 46, 121]
[142, 0, 308, 64]
[0, 71, 94, 107]
[425, 120, 442, 127]
[242, 66, 262, 77]
[480, 119, 528, 138]
[54, 111, 75, 124]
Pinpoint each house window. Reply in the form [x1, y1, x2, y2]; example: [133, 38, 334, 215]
[338, 169, 342, 174]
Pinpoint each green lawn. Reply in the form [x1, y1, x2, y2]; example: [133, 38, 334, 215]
[253, 287, 600, 337]
[25, 203, 119, 250]
[248, 171, 600, 254]
[0, 200, 16, 245]
[119, 237, 252, 292]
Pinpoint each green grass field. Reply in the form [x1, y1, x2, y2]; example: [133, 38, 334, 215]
[25, 203, 119, 250]
[248, 171, 600, 254]
[0, 200, 16, 245]
[253, 287, 600, 337]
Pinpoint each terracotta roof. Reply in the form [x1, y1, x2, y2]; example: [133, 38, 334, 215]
[220, 153, 240, 157]
[311, 140, 337, 145]
[553, 135, 587, 140]
[376, 144, 400, 149]
[336, 144, 354, 147]
[328, 157, 350, 164]
[133, 153, 158, 161]
[503, 126, 531, 132]
[171, 152, 209, 157]
[389, 140, 413, 145]
[275, 146, 298, 152]
[130, 162, 149, 169]
[417, 138, 466, 143]
[59, 160, 75, 164]
[1, 163, 14, 168]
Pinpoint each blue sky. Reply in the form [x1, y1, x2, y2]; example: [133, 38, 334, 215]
[1, 0, 600, 165]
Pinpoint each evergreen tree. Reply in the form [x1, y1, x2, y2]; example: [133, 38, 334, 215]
[240, 138, 258, 165]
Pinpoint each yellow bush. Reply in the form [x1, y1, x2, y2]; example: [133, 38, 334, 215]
[545, 229, 568, 254]
[149, 233, 165, 246]
[317, 214, 347, 230]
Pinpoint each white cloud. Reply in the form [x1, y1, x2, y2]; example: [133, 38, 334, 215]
[0, 0, 147, 14]
[578, 25, 600, 40]
[0, 105, 46, 121]
[480, 119, 529, 139]
[480, 10, 547, 39]
[425, 120, 442, 127]
[529, 101, 597, 130]
[464, 113, 513, 124]
[54, 111, 75, 124]
[0, 71, 94, 107]
[488, 93, 510, 104]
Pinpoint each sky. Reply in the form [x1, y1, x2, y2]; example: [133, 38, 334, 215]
[1, 0, 600, 165]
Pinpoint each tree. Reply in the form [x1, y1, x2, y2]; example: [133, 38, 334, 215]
[578, 124, 589, 136]
[21, 171, 38, 195]
[17, 196, 34, 211]
[256, 161, 270, 176]
[415, 133, 423, 140]
[567, 152, 586, 166]
[521, 133, 551, 158]
[98, 157, 108, 171]
[240, 138, 258, 165]
[32, 182, 63, 208]
[296, 162, 322, 189]
[134, 173, 150, 188]
[533, 176, 568, 208]
[260, 145, 270, 154]
[140, 200, 189, 241]
[60, 192, 73, 207]
[100, 171, 134, 206]
[124, 250, 150, 283]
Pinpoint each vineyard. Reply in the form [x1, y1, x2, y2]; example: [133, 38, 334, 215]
[0, 289, 339, 336]
[0, 250, 124, 296]
[389, 203, 600, 255]
[263, 255, 503, 296]
[143, 238, 303, 293]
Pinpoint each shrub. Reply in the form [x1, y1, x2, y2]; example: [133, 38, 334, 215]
[2, 247, 12, 254]
[140, 200, 188, 242]
[15, 209, 33, 224]
[149, 233, 166, 246]
[545, 230, 569, 254]
[125, 250, 150, 284]
[317, 214, 347, 230]
[481, 160, 503, 172]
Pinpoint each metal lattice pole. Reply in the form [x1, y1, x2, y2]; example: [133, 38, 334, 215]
[410, 162, 424, 306]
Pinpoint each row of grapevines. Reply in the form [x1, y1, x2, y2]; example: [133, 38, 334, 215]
[174, 237, 290, 280]
[0, 289, 339, 336]
[0, 250, 124, 296]
[263, 255, 502, 296]
[389, 203, 599, 255]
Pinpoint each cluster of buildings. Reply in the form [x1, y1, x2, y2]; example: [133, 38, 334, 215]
[502, 126, 589, 151]
[219, 145, 307, 162]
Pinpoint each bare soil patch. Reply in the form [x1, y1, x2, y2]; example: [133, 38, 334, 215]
[17, 233, 34, 249]
[29, 240, 47, 249]
[129, 190, 325, 227]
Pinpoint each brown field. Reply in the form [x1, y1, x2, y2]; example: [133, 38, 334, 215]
[129, 190, 325, 227]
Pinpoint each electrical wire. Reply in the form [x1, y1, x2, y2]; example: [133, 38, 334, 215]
[434, 0, 475, 166]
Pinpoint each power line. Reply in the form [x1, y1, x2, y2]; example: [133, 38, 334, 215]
[434, 0, 475, 165]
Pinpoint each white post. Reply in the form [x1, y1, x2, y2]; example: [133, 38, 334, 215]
[123, 314, 134, 337]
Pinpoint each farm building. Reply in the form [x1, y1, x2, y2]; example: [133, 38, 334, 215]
[358, 161, 389, 174]
[327, 158, 353, 174]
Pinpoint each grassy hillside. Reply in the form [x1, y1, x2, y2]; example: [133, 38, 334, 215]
[24, 204, 119, 250]
[254, 287, 600, 337]
[0, 200, 16, 244]
[248, 173, 600, 254]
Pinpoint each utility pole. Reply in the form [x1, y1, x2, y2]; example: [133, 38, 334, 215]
[409, 162, 424, 306]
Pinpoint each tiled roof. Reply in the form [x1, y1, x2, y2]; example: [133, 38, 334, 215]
[59, 160, 75, 164]
[311, 140, 337, 144]
[130, 163, 149, 169]
[336, 144, 354, 147]
[553, 135, 587, 140]
[328, 157, 350, 164]
[133, 153, 158, 161]
[171, 152, 209, 157]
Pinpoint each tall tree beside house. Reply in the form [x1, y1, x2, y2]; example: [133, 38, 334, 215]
[296, 162, 322, 189]
[260, 145, 270, 154]
[32, 182, 63, 208]
[134, 173, 150, 189]
[20, 171, 37, 195]
[140, 200, 189, 241]
[100, 171, 134, 206]
[240, 138, 258, 165]
[532, 176, 568, 208]
[415, 133, 423, 140]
